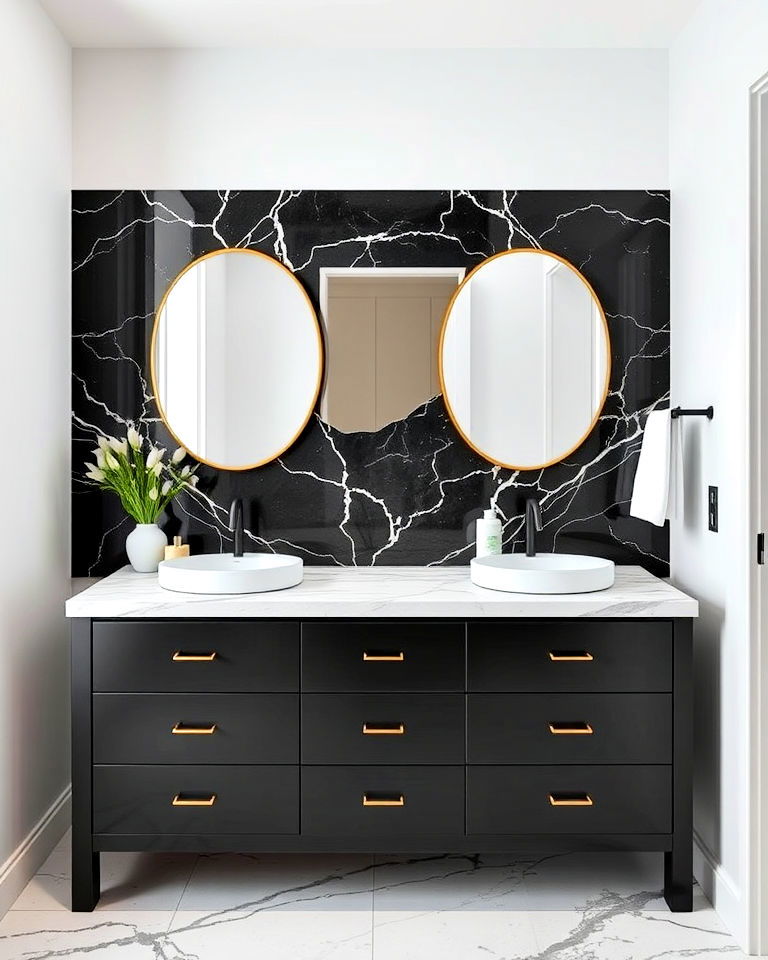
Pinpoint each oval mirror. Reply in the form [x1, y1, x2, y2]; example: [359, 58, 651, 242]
[439, 249, 610, 470]
[151, 249, 323, 471]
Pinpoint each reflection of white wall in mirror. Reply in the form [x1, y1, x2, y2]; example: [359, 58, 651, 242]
[593, 301, 607, 410]
[158, 265, 204, 456]
[546, 261, 595, 460]
[154, 192, 205, 454]
[221, 254, 316, 466]
[203, 257, 227, 459]
[469, 254, 546, 466]
[156, 251, 321, 468]
[442, 290, 471, 431]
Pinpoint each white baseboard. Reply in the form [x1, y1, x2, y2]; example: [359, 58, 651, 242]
[0, 785, 71, 918]
[693, 830, 747, 951]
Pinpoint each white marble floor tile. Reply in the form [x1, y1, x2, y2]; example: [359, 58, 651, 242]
[522, 852, 667, 910]
[167, 909, 373, 959]
[0, 911, 173, 960]
[178, 852, 374, 911]
[11, 850, 197, 912]
[4, 842, 751, 960]
[372, 909, 539, 960]
[373, 853, 531, 911]
[528, 889, 746, 960]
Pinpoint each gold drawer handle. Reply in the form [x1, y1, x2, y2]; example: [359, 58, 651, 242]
[548, 650, 593, 662]
[363, 651, 404, 662]
[549, 793, 593, 807]
[172, 793, 217, 806]
[549, 722, 593, 735]
[172, 651, 217, 662]
[362, 794, 405, 807]
[362, 723, 405, 735]
[172, 723, 217, 735]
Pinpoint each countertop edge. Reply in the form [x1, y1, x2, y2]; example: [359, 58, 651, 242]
[66, 600, 698, 620]
[65, 566, 699, 620]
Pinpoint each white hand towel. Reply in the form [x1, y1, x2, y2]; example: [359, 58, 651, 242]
[666, 415, 684, 520]
[630, 410, 674, 526]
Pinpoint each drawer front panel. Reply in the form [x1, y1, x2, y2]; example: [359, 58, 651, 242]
[93, 621, 299, 692]
[468, 622, 672, 692]
[468, 694, 671, 764]
[94, 694, 299, 764]
[302, 694, 464, 764]
[302, 623, 465, 692]
[93, 765, 299, 835]
[302, 766, 464, 836]
[467, 765, 671, 835]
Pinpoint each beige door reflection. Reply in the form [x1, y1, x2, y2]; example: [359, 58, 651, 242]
[321, 270, 464, 433]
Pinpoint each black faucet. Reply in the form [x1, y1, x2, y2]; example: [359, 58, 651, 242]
[525, 498, 543, 557]
[229, 498, 244, 558]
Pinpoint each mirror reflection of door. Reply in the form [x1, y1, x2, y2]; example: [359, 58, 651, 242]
[321, 272, 462, 433]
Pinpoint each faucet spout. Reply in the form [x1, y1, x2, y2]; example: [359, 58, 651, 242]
[525, 498, 543, 557]
[229, 498, 244, 558]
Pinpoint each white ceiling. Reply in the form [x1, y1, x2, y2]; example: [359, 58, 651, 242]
[39, 0, 699, 48]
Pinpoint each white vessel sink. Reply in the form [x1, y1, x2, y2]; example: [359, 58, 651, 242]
[158, 553, 303, 595]
[470, 553, 614, 595]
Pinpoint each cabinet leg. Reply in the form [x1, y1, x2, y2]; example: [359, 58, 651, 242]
[72, 848, 100, 912]
[666, 621, 693, 913]
[664, 846, 692, 912]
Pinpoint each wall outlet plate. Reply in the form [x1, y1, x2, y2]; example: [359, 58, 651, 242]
[708, 486, 718, 532]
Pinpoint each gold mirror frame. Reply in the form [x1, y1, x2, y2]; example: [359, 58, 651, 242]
[150, 248, 324, 472]
[437, 248, 611, 471]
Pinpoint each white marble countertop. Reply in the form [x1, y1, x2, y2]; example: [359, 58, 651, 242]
[65, 564, 698, 619]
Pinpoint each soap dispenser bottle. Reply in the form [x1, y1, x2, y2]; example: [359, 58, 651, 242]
[476, 507, 502, 558]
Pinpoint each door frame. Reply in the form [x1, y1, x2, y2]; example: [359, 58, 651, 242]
[319, 266, 466, 326]
[748, 70, 768, 956]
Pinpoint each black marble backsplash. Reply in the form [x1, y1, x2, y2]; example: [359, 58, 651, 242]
[72, 190, 669, 576]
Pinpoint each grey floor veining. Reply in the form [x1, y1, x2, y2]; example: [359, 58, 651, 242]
[0, 831, 746, 959]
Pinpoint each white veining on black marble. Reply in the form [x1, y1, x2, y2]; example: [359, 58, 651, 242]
[72, 190, 669, 576]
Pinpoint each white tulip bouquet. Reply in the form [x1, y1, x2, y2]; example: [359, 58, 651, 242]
[84, 426, 199, 524]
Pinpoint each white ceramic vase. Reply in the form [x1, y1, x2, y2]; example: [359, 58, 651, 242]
[125, 523, 167, 573]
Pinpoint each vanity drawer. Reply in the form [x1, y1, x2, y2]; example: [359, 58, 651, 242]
[92, 621, 299, 692]
[302, 622, 465, 692]
[302, 766, 464, 836]
[467, 694, 671, 764]
[467, 621, 672, 692]
[302, 694, 464, 764]
[93, 765, 299, 835]
[467, 765, 671, 835]
[93, 694, 299, 764]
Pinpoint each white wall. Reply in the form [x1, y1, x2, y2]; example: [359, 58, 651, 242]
[72, 48, 669, 188]
[0, 0, 71, 913]
[670, 0, 768, 951]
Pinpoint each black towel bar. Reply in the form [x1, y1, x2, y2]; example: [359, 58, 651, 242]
[670, 406, 714, 420]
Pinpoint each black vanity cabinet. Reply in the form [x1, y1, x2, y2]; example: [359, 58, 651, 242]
[71, 617, 692, 912]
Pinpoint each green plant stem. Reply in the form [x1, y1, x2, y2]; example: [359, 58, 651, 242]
[88, 439, 197, 525]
